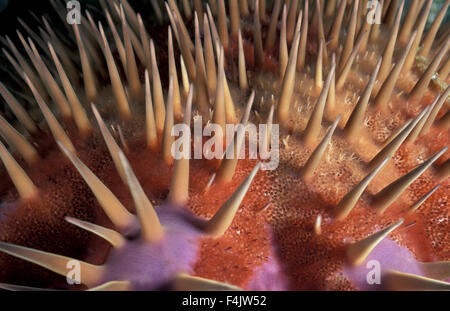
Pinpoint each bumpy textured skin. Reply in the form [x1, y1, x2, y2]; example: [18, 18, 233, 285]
[0, 0, 449, 291]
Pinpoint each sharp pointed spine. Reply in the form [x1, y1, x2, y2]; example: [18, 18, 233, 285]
[118, 151, 164, 242]
[297, 0, 308, 71]
[401, 0, 433, 74]
[168, 27, 182, 119]
[301, 115, 341, 181]
[0, 241, 104, 287]
[145, 70, 158, 150]
[286, 0, 299, 43]
[337, 30, 367, 90]
[384, 270, 450, 290]
[217, 0, 229, 50]
[265, 0, 282, 50]
[334, 157, 390, 220]
[369, 105, 427, 170]
[344, 57, 382, 139]
[303, 62, 336, 147]
[278, 31, 301, 123]
[58, 141, 135, 232]
[327, 0, 347, 51]
[73, 24, 97, 102]
[238, 29, 248, 91]
[150, 40, 166, 134]
[162, 76, 175, 166]
[120, 6, 142, 99]
[279, 5, 288, 79]
[398, 0, 419, 44]
[347, 219, 404, 266]
[408, 184, 440, 213]
[253, 0, 264, 68]
[174, 13, 196, 81]
[24, 38, 72, 119]
[204, 15, 217, 97]
[0, 82, 37, 134]
[421, 0, 449, 57]
[374, 31, 417, 109]
[168, 84, 193, 205]
[418, 261, 450, 280]
[315, 40, 324, 91]
[421, 85, 450, 134]
[194, 14, 210, 115]
[373, 147, 448, 214]
[48, 43, 92, 135]
[65, 216, 125, 248]
[215, 91, 255, 184]
[91, 104, 127, 184]
[229, 0, 240, 37]
[0, 115, 39, 165]
[339, 0, 359, 74]
[0, 139, 38, 200]
[23, 74, 75, 154]
[204, 163, 261, 237]
[99, 22, 131, 120]
[408, 38, 450, 104]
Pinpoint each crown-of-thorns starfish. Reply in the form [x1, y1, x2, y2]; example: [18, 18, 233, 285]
[0, 0, 448, 291]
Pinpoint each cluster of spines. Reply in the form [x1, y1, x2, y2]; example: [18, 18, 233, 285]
[0, 0, 448, 290]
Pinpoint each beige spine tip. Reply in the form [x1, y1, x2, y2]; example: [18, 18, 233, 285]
[369, 103, 428, 170]
[204, 162, 261, 238]
[297, 0, 308, 71]
[0, 139, 38, 200]
[194, 14, 210, 115]
[0, 81, 38, 134]
[334, 157, 390, 220]
[0, 115, 39, 165]
[301, 115, 341, 181]
[339, 0, 358, 73]
[421, 85, 450, 135]
[167, 84, 194, 206]
[215, 91, 255, 184]
[279, 5, 288, 79]
[278, 30, 301, 123]
[238, 29, 248, 91]
[162, 76, 175, 166]
[149, 39, 166, 134]
[204, 15, 217, 97]
[65, 216, 125, 248]
[23, 73, 75, 154]
[373, 147, 448, 214]
[48, 42, 92, 135]
[408, 184, 440, 213]
[121, 6, 142, 99]
[58, 141, 135, 232]
[118, 150, 164, 243]
[384, 270, 450, 290]
[265, 0, 282, 50]
[91, 103, 129, 185]
[98, 22, 131, 120]
[168, 27, 182, 119]
[303, 62, 336, 147]
[418, 261, 450, 280]
[344, 57, 382, 139]
[346, 219, 404, 266]
[144, 70, 158, 150]
[374, 31, 417, 109]
[253, 0, 264, 68]
[73, 24, 97, 102]
[0, 241, 104, 287]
